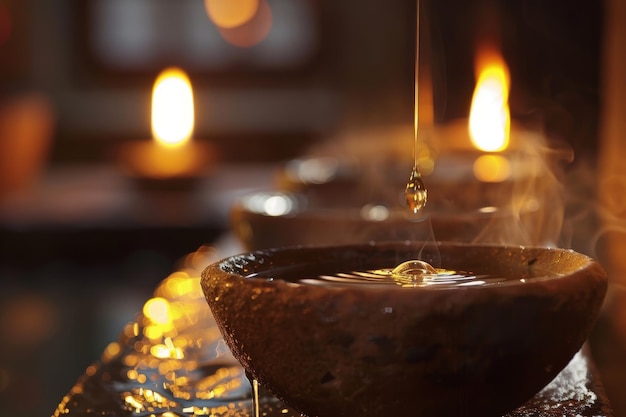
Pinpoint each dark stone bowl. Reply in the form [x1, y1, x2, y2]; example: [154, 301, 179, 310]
[201, 242, 607, 417]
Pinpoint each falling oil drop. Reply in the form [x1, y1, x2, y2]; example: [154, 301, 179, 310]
[405, 0, 427, 215]
[405, 167, 427, 214]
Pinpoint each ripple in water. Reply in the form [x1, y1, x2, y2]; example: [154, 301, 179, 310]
[298, 261, 510, 288]
[297, 259, 508, 288]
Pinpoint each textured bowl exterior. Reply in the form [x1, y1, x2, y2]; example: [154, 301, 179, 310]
[201, 242, 607, 417]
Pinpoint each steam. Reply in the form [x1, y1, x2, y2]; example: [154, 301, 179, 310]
[288, 123, 575, 250]
[471, 133, 574, 247]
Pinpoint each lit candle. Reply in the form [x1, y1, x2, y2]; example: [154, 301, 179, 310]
[422, 48, 545, 185]
[469, 49, 512, 183]
[119, 67, 214, 180]
[469, 48, 510, 153]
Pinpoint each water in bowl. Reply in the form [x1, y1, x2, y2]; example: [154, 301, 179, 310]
[246, 258, 551, 289]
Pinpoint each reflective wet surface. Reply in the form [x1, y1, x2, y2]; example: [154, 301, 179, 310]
[52, 246, 614, 417]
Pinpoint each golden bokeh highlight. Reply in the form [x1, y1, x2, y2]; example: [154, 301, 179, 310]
[216, 0, 273, 48]
[472, 154, 511, 183]
[204, 0, 259, 29]
[104, 342, 121, 358]
[143, 297, 171, 325]
[52, 244, 263, 416]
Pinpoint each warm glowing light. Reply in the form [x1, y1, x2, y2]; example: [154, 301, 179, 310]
[119, 67, 214, 179]
[150, 341, 184, 360]
[150, 344, 176, 359]
[263, 195, 293, 216]
[123, 322, 139, 337]
[144, 325, 164, 340]
[360, 204, 390, 221]
[124, 395, 144, 412]
[217, 0, 272, 48]
[143, 297, 172, 325]
[104, 342, 121, 358]
[204, 0, 259, 29]
[246, 192, 294, 216]
[151, 68, 194, 148]
[159, 272, 201, 299]
[469, 51, 510, 152]
[472, 154, 511, 182]
[85, 365, 97, 377]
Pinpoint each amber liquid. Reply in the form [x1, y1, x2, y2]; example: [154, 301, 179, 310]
[405, 167, 427, 214]
[251, 377, 260, 417]
[288, 268, 508, 288]
[246, 262, 550, 289]
[405, 0, 428, 215]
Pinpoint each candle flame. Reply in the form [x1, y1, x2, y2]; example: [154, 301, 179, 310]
[469, 50, 510, 152]
[152, 67, 194, 148]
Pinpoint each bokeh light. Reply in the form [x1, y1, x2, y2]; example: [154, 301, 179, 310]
[143, 297, 171, 326]
[204, 0, 259, 29]
[472, 154, 511, 183]
[216, 0, 272, 48]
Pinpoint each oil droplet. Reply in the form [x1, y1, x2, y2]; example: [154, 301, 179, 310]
[391, 259, 436, 281]
[251, 377, 260, 417]
[405, 168, 427, 214]
[405, 0, 427, 215]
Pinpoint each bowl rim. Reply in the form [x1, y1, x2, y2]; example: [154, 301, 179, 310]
[233, 190, 532, 221]
[205, 240, 606, 292]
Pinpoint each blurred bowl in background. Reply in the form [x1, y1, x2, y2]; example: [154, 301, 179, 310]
[231, 153, 556, 250]
[231, 189, 523, 250]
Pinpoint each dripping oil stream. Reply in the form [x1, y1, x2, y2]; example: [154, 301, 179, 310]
[401, 0, 432, 284]
[405, 0, 428, 214]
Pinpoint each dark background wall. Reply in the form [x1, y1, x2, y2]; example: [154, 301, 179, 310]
[0, 1, 607, 416]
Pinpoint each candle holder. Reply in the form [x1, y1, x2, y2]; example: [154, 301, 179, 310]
[117, 139, 216, 191]
[117, 66, 217, 192]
